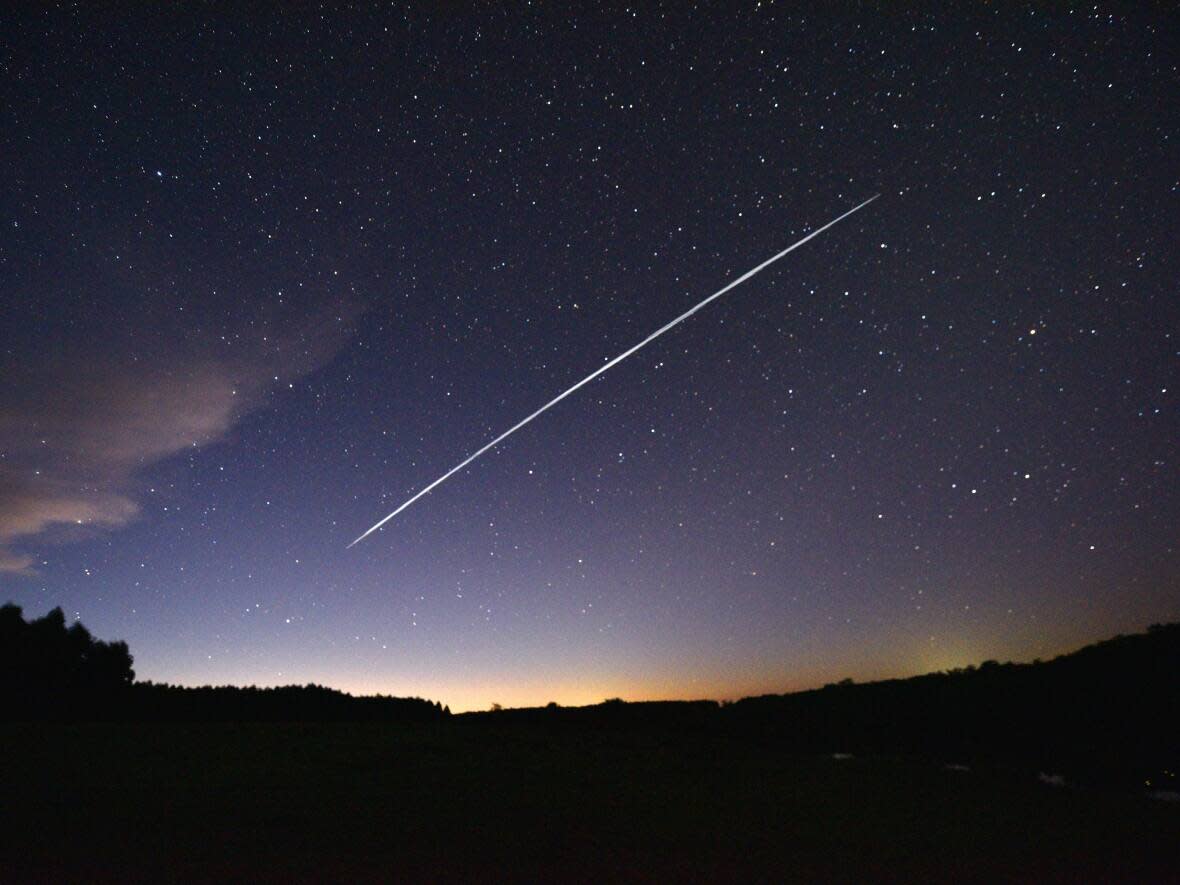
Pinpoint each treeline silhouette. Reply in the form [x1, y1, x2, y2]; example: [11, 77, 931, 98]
[1, 603, 134, 718]
[6, 600, 1177, 784]
[463, 623, 1180, 787]
[722, 622, 1180, 784]
[130, 682, 447, 722]
[0, 603, 447, 722]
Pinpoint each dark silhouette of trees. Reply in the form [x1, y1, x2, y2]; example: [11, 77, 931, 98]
[1, 603, 448, 723]
[0, 603, 135, 718]
[457, 623, 1179, 787]
[4, 597, 1177, 786]
[723, 622, 1180, 786]
[129, 681, 446, 722]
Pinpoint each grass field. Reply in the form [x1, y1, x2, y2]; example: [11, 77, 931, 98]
[2, 721, 1176, 883]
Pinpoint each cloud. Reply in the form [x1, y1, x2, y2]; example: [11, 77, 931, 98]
[0, 300, 360, 572]
[0, 472, 140, 539]
[0, 549, 36, 577]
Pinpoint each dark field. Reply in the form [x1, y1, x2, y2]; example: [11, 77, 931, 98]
[3, 722, 1176, 883]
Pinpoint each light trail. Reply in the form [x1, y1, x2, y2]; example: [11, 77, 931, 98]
[348, 194, 879, 548]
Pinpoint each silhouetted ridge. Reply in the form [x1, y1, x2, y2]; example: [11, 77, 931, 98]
[459, 623, 1179, 787]
[722, 622, 1180, 784]
[0, 603, 448, 722]
[465, 698, 722, 733]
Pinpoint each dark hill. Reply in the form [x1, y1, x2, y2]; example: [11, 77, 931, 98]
[722, 622, 1179, 784]
[460, 624, 1179, 788]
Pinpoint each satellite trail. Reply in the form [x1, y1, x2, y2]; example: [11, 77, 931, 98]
[349, 195, 879, 548]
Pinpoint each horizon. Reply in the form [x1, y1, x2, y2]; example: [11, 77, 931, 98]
[2, 7, 1175, 716]
[141, 619, 1179, 714]
[10, 599, 1161, 714]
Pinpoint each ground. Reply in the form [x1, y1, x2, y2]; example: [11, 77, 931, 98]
[2, 722, 1176, 883]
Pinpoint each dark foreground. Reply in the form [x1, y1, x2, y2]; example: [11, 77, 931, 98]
[2, 722, 1176, 884]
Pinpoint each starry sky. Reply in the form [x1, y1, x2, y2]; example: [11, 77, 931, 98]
[2, 5, 1176, 712]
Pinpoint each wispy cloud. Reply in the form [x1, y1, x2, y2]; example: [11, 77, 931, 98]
[0, 301, 360, 573]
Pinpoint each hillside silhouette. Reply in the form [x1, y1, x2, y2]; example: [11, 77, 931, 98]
[460, 623, 1179, 788]
[721, 622, 1180, 785]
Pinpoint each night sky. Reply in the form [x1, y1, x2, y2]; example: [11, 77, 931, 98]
[2, 6, 1176, 712]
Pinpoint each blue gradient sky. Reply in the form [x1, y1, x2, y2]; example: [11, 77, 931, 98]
[2, 5, 1175, 711]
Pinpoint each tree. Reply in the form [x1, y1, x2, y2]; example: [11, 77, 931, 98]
[0, 603, 135, 717]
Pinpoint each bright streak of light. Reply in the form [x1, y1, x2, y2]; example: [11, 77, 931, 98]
[349, 195, 880, 548]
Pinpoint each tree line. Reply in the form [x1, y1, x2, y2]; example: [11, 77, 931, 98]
[463, 623, 1179, 788]
[5, 600, 1176, 786]
[0, 603, 448, 722]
